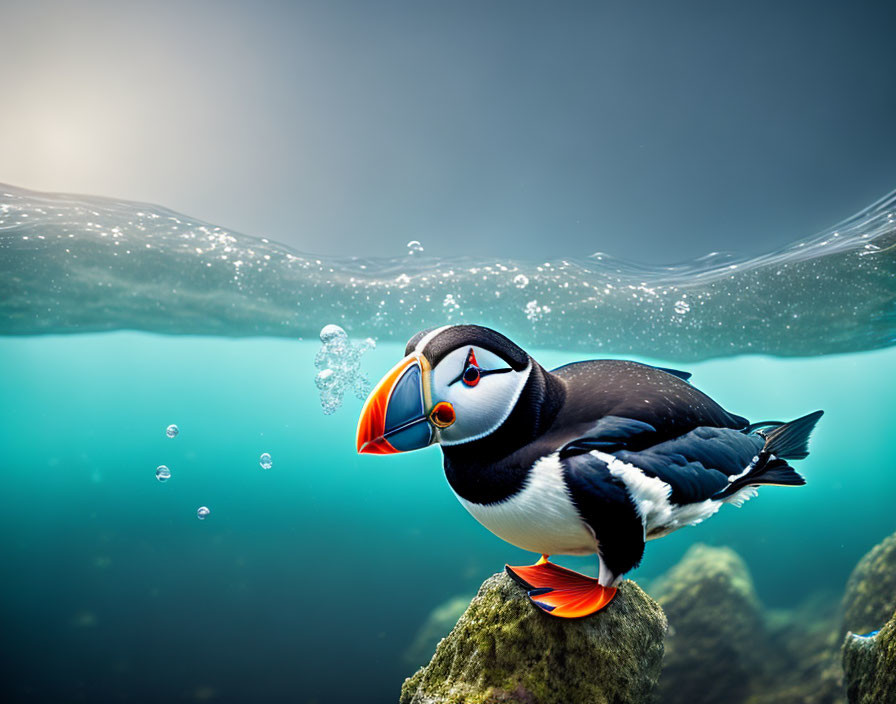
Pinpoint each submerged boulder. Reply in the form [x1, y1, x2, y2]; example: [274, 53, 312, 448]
[747, 527, 896, 704]
[400, 571, 667, 704]
[650, 544, 765, 704]
[841, 530, 896, 638]
[747, 592, 845, 704]
[842, 607, 896, 704]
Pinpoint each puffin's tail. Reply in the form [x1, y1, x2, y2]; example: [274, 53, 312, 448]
[760, 410, 824, 460]
[717, 410, 824, 499]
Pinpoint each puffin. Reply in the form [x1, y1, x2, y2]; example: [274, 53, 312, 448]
[356, 324, 822, 618]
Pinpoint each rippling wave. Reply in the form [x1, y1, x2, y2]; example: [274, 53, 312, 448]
[1, 184, 894, 360]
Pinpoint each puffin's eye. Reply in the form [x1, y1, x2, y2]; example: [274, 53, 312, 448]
[448, 347, 514, 386]
[462, 366, 481, 387]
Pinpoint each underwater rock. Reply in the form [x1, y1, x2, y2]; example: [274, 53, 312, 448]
[653, 545, 853, 704]
[403, 594, 473, 669]
[400, 571, 666, 704]
[842, 607, 896, 704]
[747, 591, 845, 704]
[746, 530, 896, 704]
[841, 530, 896, 639]
[650, 544, 765, 704]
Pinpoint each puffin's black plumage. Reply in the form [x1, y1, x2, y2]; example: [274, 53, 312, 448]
[551, 359, 750, 444]
[443, 356, 752, 503]
[561, 452, 648, 580]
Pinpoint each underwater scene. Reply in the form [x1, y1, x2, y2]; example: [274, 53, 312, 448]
[2, 184, 896, 703]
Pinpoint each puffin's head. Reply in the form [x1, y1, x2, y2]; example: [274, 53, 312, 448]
[356, 325, 532, 454]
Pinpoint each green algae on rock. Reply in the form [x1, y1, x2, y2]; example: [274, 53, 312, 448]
[841, 530, 896, 638]
[400, 572, 666, 704]
[842, 607, 896, 704]
[650, 544, 765, 704]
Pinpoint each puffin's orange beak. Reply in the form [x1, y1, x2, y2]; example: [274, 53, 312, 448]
[356, 354, 435, 454]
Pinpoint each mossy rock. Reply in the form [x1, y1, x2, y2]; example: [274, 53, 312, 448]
[842, 607, 896, 703]
[400, 572, 667, 704]
[650, 544, 765, 704]
[841, 530, 896, 638]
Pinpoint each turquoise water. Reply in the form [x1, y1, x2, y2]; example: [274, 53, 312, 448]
[2, 332, 895, 702]
[2, 185, 896, 701]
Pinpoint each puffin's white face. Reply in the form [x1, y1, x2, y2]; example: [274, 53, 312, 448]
[356, 326, 533, 454]
[429, 345, 531, 446]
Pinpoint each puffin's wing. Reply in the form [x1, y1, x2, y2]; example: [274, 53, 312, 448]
[610, 426, 766, 504]
[560, 429, 761, 579]
[558, 416, 657, 458]
[561, 416, 819, 578]
[562, 424, 766, 507]
[562, 437, 757, 579]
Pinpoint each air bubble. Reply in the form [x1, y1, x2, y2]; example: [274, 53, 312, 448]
[442, 294, 460, 313]
[315, 368, 335, 389]
[155, 465, 171, 482]
[197, 506, 210, 520]
[259, 452, 273, 470]
[314, 325, 375, 415]
[407, 240, 424, 255]
[319, 324, 347, 344]
[166, 424, 179, 438]
[524, 299, 551, 322]
[513, 274, 529, 288]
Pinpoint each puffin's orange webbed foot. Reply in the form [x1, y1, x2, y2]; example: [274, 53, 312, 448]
[505, 556, 617, 618]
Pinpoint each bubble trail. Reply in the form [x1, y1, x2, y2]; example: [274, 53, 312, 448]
[314, 324, 375, 415]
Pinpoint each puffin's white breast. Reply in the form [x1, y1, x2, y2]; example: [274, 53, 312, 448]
[452, 453, 597, 556]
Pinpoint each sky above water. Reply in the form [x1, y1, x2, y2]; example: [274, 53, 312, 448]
[1, 0, 895, 264]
